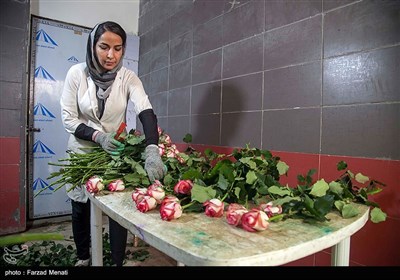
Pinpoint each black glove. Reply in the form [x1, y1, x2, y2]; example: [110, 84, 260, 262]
[144, 144, 166, 181]
[93, 131, 125, 156]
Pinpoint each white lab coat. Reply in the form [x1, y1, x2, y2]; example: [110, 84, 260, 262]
[60, 62, 153, 202]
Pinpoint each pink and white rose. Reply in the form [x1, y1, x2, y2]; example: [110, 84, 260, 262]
[132, 188, 147, 204]
[203, 198, 224, 217]
[173, 180, 193, 195]
[136, 195, 157, 213]
[241, 209, 269, 232]
[160, 200, 182, 221]
[259, 202, 282, 218]
[86, 175, 104, 194]
[107, 179, 125, 192]
[147, 180, 165, 204]
[226, 203, 248, 226]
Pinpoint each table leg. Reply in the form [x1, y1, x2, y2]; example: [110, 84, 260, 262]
[90, 201, 103, 266]
[331, 236, 350, 266]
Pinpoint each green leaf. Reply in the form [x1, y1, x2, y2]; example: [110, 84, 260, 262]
[273, 196, 300, 206]
[329, 181, 344, 196]
[191, 183, 216, 203]
[246, 170, 257, 184]
[337, 161, 347, 171]
[370, 207, 387, 223]
[310, 179, 329, 197]
[268, 185, 291, 196]
[182, 169, 203, 180]
[334, 200, 345, 212]
[314, 195, 334, 216]
[341, 204, 360, 218]
[183, 133, 192, 143]
[239, 157, 257, 169]
[355, 173, 369, 184]
[277, 161, 289, 176]
[217, 173, 229, 191]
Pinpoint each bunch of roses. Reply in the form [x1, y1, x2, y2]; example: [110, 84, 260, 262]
[157, 127, 185, 164]
[130, 178, 284, 233]
[86, 175, 126, 194]
[131, 179, 193, 221]
[202, 199, 282, 232]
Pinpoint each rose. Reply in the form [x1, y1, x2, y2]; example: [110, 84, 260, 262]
[203, 198, 224, 217]
[147, 180, 165, 204]
[158, 144, 166, 156]
[136, 195, 157, 213]
[86, 175, 104, 194]
[107, 179, 125, 192]
[132, 188, 147, 204]
[161, 195, 180, 206]
[241, 209, 269, 232]
[160, 200, 182, 221]
[259, 202, 282, 218]
[174, 180, 193, 195]
[226, 203, 248, 226]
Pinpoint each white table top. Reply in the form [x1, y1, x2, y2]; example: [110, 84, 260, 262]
[88, 191, 369, 266]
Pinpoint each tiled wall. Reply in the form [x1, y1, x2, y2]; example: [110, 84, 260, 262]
[138, 0, 399, 266]
[0, 0, 30, 234]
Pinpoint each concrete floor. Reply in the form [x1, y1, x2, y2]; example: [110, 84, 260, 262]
[25, 215, 177, 266]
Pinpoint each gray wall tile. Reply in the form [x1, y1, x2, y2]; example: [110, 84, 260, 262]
[221, 112, 262, 148]
[191, 114, 220, 145]
[324, 46, 400, 105]
[0, 109, 21, 137]
[0, 54, 23, 83]
[170, 31, 192, 65]
[149, 67, 168, 94]
[170, 4, 193, 40]
[223, 34, 263, 79]
[264, 15, 322, 70]
[152, 22, 170, 49]
[322, 104, 399, 159]
[193, 16, 222, 56]
[223, 0, 264, 45]
[193, 0, 225, 27]
[0, 81, 22, 110]
[139, 29, 152, 55]
[222, 73, 263, 112]
[167, 116, 190, 144]
[0, 1, 29, 29]
[149, 92, 168, 117]
[265, 0, 322, 31]
[169, 59, 191, 90]
[150, 42, 169, 73]
[0, 26, 25, 55]
[138, 51, 152, 76]
[264, 62, 322, 109]
[262, 108, 321, 153]
[324, 1, 400, 58]
[138, 12, 152, 35]
[192, 49, 221, 85]
[323, 0, 357, 11]
[168, 86, 191, 116]
[192, 81, 221, 115]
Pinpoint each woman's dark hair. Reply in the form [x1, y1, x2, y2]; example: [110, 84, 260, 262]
[94, 21, 126, 47]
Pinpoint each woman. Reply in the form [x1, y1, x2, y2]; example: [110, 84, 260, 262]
[60, 21, 166, 266]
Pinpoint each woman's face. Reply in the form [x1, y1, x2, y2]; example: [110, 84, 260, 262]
[95, 31, 124, 71]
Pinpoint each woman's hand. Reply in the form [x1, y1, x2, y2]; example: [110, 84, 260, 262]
[144, 144, 167, 181]
[93, 131, 125, 156]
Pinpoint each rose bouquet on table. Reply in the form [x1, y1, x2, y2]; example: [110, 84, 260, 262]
[44, 125, 387, 233]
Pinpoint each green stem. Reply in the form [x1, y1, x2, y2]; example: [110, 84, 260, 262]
[182, 200, 197, 210]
